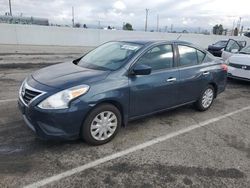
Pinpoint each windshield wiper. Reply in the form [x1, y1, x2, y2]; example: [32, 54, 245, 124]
[78, 61, 111, 71]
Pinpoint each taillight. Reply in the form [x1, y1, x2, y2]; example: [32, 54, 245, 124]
[221, 64, 228, 72]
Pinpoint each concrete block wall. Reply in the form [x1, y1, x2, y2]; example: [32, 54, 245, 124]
[0, 23, 249, 48]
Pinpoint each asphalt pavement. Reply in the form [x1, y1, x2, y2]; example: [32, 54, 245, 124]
[0, 47, 250, 188]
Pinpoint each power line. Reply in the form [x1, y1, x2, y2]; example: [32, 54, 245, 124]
[145, 8, 149, 32]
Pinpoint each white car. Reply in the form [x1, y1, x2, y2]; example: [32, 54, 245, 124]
[226, 45, 250, 81]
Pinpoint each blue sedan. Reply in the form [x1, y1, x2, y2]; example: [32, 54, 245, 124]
[18, 40, 227, 145]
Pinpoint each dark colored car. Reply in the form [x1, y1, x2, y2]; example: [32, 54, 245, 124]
[18, 40, 227, 145]
[207, 40, 228, 57]
[244, 32, 250, 38]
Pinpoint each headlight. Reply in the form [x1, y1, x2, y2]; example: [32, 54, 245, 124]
[38, 85, 89, 109]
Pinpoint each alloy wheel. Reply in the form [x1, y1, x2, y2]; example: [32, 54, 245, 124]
[201, 88, 214, 108]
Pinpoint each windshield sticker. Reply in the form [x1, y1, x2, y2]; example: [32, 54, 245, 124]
[121, 45, 140, 51]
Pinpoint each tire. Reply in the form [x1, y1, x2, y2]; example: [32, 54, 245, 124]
[81, 103, 121, 145]
[195, 85, 215, 111]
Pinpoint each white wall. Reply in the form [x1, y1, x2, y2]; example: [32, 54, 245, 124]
[0, 23, 249, 48]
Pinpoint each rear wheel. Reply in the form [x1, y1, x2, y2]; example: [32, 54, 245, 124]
[81, 104, 121, 145]
[195, 85, 215, 111]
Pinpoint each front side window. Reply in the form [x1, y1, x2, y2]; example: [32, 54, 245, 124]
[225, 40, 240, 52]
[78, 42, 142, 71]
[178, 45, 204, 66]
[136, 44, 174, 71]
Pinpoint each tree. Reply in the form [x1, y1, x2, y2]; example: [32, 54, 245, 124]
[75, 23, 81, 28]
[212, 24, 224, 35]
[218, 24, 223, 35]
[83, 24, 87, 29]
[123, 23, 133, 31]
[213, 24, 218, 34]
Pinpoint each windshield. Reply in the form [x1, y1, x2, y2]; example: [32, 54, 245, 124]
[240, 45, 250, 54]
[214, 40, 227, 46]
[78, 42, 143, 71]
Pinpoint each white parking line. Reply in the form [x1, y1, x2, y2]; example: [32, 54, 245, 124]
[0, 98, 17, 103]
[24, 106, 250, 188]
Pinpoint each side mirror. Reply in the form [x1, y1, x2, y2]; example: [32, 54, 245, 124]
[131, 64, 151, 75]
[231, 49, 239, 53]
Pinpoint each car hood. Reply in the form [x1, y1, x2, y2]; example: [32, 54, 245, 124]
[229, 54, 250, 65]
[32, 62, 110, 89]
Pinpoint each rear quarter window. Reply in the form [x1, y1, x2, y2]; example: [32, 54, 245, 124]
[197, 50, 206, 63]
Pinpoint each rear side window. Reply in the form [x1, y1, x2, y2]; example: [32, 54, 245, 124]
[178, 45, 205, 66]
[136, 44, 174, 71]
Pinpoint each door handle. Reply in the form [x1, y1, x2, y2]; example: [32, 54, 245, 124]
[202, 71, 210, 76]
[166, 77, 177, 82]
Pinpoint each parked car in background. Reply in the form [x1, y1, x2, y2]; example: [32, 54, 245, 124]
[226, 45, 250, 81]
[244, 32, 250, 38]
[222, 39, 247, 61]
[207, 40, 228, 57]
[18, 40, 228, 145]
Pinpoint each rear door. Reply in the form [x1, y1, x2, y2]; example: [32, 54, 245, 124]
[176, 44, 210, 104]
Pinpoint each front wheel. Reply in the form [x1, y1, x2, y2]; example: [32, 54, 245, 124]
[195, 85, 215, 111]
[81, 104, 121, 145]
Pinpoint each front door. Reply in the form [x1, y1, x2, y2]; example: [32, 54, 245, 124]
[222, 39, 243, 61]
[129, 44, 180, 117]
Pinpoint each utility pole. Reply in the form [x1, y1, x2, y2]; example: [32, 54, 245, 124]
[98, 21, 101, 29]
[145, 8, 149, 32]
[72, 6, 75, 27]
[231, 20, 235, 36]
[240, 26, 244, 36]
[156, 14, 159, 32]
[165, 26, 168, 32]
[9, 0, 12, 16]
[237, 17, 242, 31]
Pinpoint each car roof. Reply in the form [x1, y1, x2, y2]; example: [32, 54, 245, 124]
[119, 39, 192, 46]
[118, 39, 207, 53]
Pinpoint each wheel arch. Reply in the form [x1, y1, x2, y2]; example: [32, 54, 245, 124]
[85, 99, 127, 128]
[208, 82, 218, 98]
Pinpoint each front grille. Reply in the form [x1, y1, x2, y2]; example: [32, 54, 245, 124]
[20, 83, 43, 105]
[229, 63, 250, 70]
[23, 89, 41, 104]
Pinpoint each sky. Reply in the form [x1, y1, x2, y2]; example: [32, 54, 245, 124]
[0, 0, 250, 31]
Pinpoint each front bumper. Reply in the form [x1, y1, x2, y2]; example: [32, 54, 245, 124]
[228, 73, 250, 82]
[18, 96, 91, 140]
[228, 66, 250, 82]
